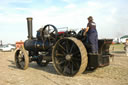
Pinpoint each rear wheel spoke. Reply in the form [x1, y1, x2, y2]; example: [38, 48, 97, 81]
[56, 53, 65, 57]
[69, 61, 74, 75]
[65, 40, 70, 53]
[70, 43, 75, 53]
[63, 61, 70, 74]
[55, 58, 66, 65]
[56, 50, 66, 57]
[58, 43, 66, 51]
[71, 60, 80, 69]
[72, 51, 80, 56]
[72, 57, 81, 62]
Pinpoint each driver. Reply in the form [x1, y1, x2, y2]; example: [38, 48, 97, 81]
[83, 16, 98, 54]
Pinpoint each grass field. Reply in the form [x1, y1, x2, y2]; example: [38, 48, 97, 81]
[110, 44, 125, 51]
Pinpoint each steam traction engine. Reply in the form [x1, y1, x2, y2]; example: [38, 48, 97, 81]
[15, 17, 113, 76]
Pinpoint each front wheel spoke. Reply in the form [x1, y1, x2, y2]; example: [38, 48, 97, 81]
[19, 61, 24, 68]
[19, 58, 24, 62]
[18, 55, 23, 61]
[18, 56, 23, 59]
[16, 58, 21, 64]
[19, 51, 22, 54]
[19, 53, 23, 58]
[18, 58, 22, 62]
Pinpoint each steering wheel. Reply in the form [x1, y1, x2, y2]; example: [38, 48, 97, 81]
[78, 29, 85, 37]
[77, 29, 87, 42]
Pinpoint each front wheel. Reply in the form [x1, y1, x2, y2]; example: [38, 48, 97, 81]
[15, 46, 29, 70]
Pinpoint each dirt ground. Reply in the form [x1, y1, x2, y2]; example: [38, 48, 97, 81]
[0, 44, 128, 85]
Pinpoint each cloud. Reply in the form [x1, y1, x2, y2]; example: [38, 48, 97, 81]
[64, 3, 76, 8]
[62, 0, 71, 3]
[4, 0, 33, 4]
[44, 0, 53, 3]
[15, 7, 29, 11]
[62, 0, 77, 3]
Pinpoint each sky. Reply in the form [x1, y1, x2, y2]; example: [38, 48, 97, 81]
[0, 0, 128, 44]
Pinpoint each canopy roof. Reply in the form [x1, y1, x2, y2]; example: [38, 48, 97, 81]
[120, 35, 128, 39]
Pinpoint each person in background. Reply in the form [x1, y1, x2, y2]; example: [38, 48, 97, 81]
[124, 39, 128, 56]
[83, 16, 98, 54]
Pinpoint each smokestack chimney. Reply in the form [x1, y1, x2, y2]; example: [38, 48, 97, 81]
[26, 17, 33, 39]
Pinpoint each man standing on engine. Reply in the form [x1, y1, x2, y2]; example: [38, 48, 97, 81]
[83, 16, 98, 54]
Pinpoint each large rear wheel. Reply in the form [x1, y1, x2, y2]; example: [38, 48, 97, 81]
[52, 37, 88, 76]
